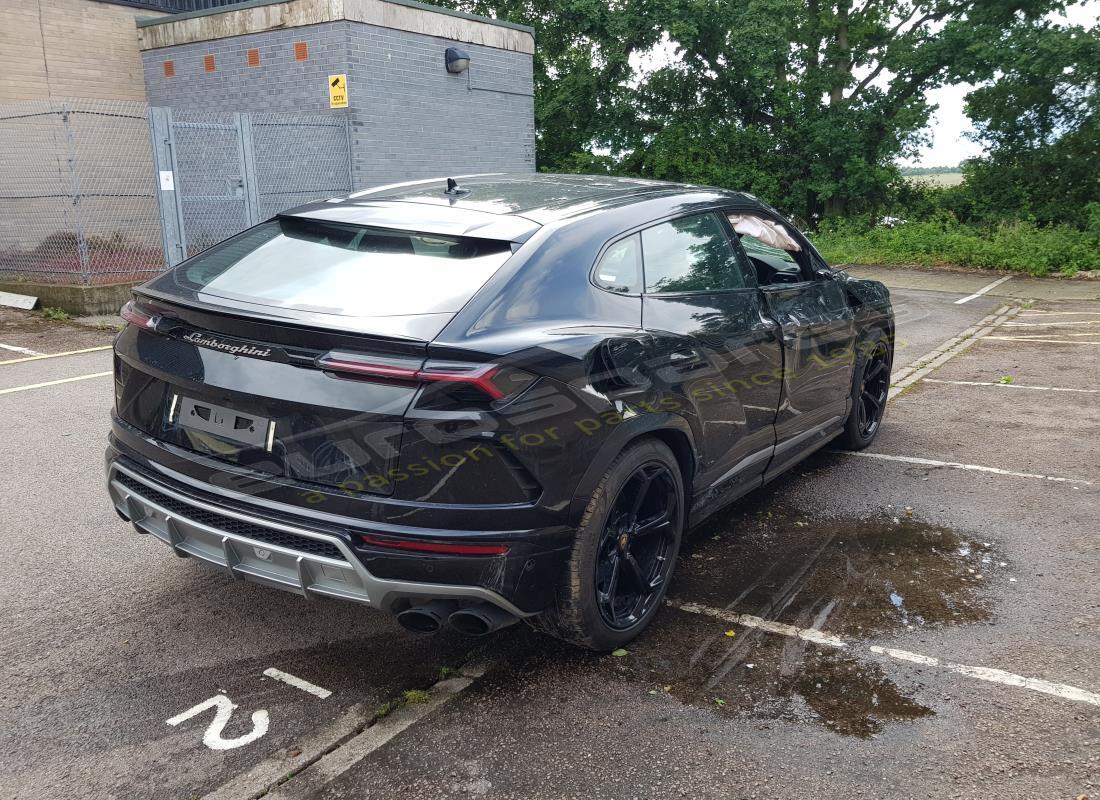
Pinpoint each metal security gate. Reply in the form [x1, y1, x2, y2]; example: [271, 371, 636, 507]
[150, 107, 353, 266]
[171, 111, 251, 259]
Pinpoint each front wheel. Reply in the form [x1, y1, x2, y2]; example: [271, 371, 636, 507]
[838, 332, 892, 450]
[530, 439, 684, 651]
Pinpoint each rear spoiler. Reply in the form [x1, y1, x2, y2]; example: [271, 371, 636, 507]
[281, 200, 541, 243]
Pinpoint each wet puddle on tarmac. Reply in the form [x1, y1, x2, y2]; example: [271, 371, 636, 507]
[673, 509, 1000, 637]
[615, 609, 935, 737]
[605, 509, 1005, 738]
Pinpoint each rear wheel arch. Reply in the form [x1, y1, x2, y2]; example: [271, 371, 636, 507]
[568, 414, 698, 528]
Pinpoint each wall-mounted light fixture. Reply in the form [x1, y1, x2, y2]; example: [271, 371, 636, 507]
[445, 47, 470, 74]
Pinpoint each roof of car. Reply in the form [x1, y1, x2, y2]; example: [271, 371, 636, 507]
[283, 174, 756, 238]
[349, 173, 712, 215]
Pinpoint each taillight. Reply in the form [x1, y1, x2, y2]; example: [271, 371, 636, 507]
[315, 353, 421, 381]
[120, 300, 160, 330]
[417, 362, 507, 400]
[360, 533, 509, 556]
[316, 351, 536, 405]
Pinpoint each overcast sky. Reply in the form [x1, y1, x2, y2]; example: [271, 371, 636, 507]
[903, 1, 1099, 168]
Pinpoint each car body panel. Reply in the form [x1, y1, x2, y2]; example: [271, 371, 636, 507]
[107, 173, 893, 619]
[640, 290, 782, 498]
[760, 280, 856, 478]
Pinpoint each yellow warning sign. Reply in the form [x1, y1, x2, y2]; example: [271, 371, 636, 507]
[328, 74, 348, 108]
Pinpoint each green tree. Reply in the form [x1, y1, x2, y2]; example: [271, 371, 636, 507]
[439, 0, 1072, 223]
[961, 22, 1099, 227]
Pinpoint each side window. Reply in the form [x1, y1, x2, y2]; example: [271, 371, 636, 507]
[593, 234, 642, 293]
[641, 213, 749, 293]
[727, 213, 809, 286]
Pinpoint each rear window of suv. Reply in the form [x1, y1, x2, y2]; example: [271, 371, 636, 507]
[171, 217, 514, 317]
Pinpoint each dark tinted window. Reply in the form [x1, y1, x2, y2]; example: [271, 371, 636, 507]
[172, 217, 513, 317]
[593, 234, 642, 293]
[641, 213, 748, 293]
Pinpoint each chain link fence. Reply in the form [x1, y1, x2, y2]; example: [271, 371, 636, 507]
[0, 99, 166, 286]
[251, 113, 354, 223]
[152, 107, 354, 264]
[113, 0, 242, 10]
[1, 101, 355, 286]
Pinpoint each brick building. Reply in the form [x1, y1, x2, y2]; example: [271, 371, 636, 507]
[0, 0, 536, 312]
[0, 0, 156, 101]
[137, 0, 536, 187]
[0, 0, 536, 192]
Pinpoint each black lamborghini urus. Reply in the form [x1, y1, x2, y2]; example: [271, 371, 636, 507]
[106, 174, 893, 651]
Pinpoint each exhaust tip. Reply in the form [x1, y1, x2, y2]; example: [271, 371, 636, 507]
[448, 611, 490, 636]
[396, 609, 442, 633]
[449, 603, 517, 636]
[395, 600, 458, 634]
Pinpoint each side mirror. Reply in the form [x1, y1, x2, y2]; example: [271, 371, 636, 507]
[815, 267, 837, 281]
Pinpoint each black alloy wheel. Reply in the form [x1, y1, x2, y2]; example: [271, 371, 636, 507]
[839, 332, 892, 450]
[594, 462, 679, 630]
[856, 341, 891, 438]
[530, 438, 684, 650]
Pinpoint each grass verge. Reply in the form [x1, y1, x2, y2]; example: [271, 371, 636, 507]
[814, 220, 1099, 275]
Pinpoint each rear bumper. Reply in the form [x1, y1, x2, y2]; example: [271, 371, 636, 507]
[105, 446, 571, 615]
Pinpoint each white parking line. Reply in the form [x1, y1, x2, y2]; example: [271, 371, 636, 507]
[235, 661, 492, 800]
[869, 647, 1100, 707]
[668, 600, 848, 647]
[263, 667, 332, 699]
[954, 275, 1012, 305]
[889, 305, 1019, 398]
[1018, 311, 1100, 316]
[984, 336, 1100, 345]
[0, 344, 112, 365]
[0, 342, 45, 356]
[0, 371, 112, 395]
[922, 378, 1100, 394]
[996, 332, 1100, 338]
[1003, 320, 1100, 327]
[671, 600, 1100, 708]
[836, 451, 1092, 485]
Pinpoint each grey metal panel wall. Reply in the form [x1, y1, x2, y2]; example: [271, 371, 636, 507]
[148, 107, 354, 262]
[139, 19, 535, 191]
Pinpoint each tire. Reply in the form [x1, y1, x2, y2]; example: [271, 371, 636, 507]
[837, 330, 892, 450]
[529, 438, 685, 651]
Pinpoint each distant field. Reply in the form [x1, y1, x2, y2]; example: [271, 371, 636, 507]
[906, 171, 965, 187]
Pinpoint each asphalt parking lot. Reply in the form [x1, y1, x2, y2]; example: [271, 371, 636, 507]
[2, 268, 1098, 800]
